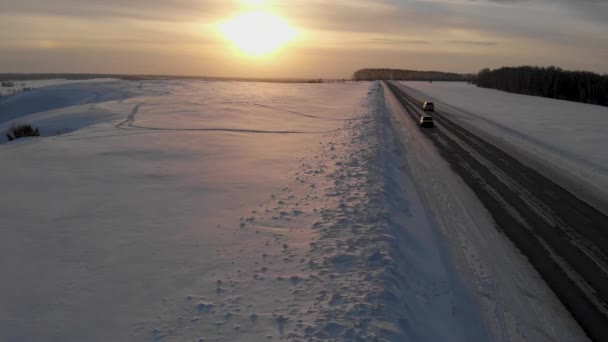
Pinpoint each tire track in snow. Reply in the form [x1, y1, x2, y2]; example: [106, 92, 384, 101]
[387, 81, 608, 342]
[113, 102, 372, 135]
[252, 103, 364, 121]
[115, 103, 143, 129]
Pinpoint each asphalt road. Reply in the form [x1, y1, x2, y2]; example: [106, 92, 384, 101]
[386, 81, 608, 342]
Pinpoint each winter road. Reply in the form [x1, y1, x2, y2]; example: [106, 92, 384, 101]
[385, 81, 608, 342]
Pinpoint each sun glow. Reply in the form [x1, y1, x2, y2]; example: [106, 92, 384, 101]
[220, 11, 297, 56]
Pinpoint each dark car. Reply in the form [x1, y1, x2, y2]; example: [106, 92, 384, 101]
[419, 115, 434, 128]
[423, 101, 435, 111]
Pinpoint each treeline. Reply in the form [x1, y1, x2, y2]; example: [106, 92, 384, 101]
[477, 66, 608, 107]
[353, 68, 475, 81]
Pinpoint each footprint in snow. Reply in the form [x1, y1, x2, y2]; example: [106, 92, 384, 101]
[196, 302, 215, 314]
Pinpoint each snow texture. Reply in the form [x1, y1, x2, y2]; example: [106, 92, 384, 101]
[0, 80, 588, 341]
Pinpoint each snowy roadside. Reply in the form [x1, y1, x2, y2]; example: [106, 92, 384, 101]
[384, 82, 589, 341]
[398, 81, 608, 214]
[179, 81, 496, 341]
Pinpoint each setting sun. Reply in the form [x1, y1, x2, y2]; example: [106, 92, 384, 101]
[220, 11, 297, 56]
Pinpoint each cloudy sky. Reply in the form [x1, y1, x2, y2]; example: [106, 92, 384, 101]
[1, 0, 607, 78]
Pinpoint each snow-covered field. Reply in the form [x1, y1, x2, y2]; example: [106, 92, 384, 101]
[0, 80, 587, 341]
[398, 81, 608, 213]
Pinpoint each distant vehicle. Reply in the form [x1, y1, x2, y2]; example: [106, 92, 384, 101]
[419, 115, 434, 128]
[423, 101, 434, 111]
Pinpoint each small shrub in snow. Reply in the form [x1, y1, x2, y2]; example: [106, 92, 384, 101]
[6, 123, 40, 141]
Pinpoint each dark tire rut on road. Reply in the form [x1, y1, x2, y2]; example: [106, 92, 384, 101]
[386, 81, 608, 342]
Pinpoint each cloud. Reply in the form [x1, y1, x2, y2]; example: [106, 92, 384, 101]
[367, 39, 432, 45]
[470, 0, 608, 23]
[447, 40, 498, 46]
[0, 0, 607, 75]
[0, 0, 233, 21]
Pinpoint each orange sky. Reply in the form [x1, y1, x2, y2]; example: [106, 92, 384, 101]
[1, 0, 607, 78]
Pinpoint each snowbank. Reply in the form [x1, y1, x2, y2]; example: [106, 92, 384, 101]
[0, 80, 137, 125]
[0, 78, 117, 97]
[398, 81, 608, 213]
